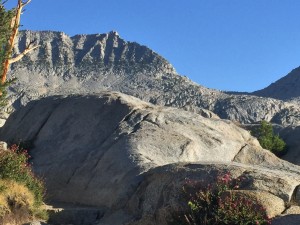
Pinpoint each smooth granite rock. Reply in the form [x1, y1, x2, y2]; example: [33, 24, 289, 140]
[1, 92, 300, 224]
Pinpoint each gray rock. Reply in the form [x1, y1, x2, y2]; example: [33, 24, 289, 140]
[1, 92, 300, 224]
[0, 141, 7, 151]
[0, 92, 266, 206]
[271, 106, 300, 126]
[272, 215, 300, 225]
[46, 205, 104, 225]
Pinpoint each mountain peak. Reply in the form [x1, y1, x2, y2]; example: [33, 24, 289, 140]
[108, 30, 119, 36]
[253, 66, 300, 101]
[12, 30, 176, 74]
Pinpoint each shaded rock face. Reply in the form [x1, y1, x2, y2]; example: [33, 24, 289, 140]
[253, 66, 300, 101]
[6, 30, 300, 127]
[1, 92, 300, 224]
[278, 126, 300, 165]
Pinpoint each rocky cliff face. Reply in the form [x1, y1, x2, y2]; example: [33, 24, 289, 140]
[253, 66, 300, 101]
[7, 30, 300, 126]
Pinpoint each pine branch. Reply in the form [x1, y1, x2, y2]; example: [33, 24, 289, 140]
[9, 43, 39, 64]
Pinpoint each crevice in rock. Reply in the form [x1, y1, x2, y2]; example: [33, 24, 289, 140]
[143, 114, 161, 128]
[31, 101, 62, 142]
[281, 204, 292, 215]
[179, 140, 192, 158]
[232, 144, 248, 162]
[121, 109, 137, 123]
[290, 184, 300, 205]
[143, 156, 154, 163]
[66, 167, 80, 185]
[129, 113, 151, 135]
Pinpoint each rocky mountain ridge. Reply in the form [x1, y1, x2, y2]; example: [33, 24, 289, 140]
[253, 66, 300, 101]
[6, 30, 300, 126]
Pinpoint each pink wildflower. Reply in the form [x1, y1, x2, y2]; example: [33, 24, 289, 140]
[221, 173, 231, 183]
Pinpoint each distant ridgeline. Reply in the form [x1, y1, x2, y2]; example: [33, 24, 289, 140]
[252, 66, 300, 101]
[7, 30, 300, 126]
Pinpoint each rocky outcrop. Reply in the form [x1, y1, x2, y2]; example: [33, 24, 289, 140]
[126, 163, 300, 225]
[5, 30, 300, 126]
[253, 66, 300, 101]
[1, 92, 300, 224]
[213, 95, 300, 125]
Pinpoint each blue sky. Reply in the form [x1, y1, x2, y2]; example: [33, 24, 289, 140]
[4, 0, 300, 92]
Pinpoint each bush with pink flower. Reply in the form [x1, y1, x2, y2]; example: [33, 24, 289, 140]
[0, 144, 47, 221]
[169, 172, 271, 225]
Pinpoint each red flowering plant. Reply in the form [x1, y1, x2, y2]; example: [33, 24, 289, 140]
[0, 144, 45, 207]
[169, 172, 271, 225]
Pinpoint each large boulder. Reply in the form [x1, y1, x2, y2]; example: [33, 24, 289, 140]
[1, 92, 300, 224]
[124, 163, 300, 225]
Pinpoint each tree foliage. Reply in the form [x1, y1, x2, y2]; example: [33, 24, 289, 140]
[0, 0, 15, 105]
[251, 120, 286, 154]
[0, 1, 14, 67]
[0, 0, 38, 106]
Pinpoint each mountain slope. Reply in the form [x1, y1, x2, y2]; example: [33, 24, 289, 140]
[6, 30, 300, 125]
[253, 66, 300, 101]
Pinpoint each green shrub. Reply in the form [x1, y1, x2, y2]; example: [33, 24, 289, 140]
[251, 121, 286, 154]
[169, 173, 271, 225]
[0, 144, 45, 212]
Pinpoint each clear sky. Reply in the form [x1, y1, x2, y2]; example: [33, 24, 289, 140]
[4, 0, 300, 92]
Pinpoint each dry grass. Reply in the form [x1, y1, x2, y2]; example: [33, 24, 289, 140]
[0, 179, 35, 225]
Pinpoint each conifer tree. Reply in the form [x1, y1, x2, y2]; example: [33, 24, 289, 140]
[251, 120, 286, 154]
[0, 0, 38, 106]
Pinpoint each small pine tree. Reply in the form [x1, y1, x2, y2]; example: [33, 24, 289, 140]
[272, 135, 286, 154]
[251, 121, 286, 154]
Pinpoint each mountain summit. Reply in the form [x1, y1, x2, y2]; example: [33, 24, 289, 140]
[8, 30, 221, 115]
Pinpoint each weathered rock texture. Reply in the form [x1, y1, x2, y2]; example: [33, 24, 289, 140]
[1, 92, 300, 224]
[5, 30, 300, 127]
